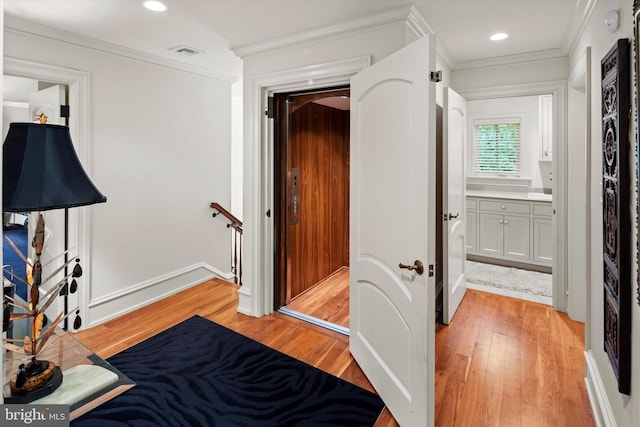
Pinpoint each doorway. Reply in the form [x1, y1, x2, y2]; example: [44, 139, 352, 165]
[457, 82, 569, 316]
[273, 87, 351, 333]
[3, 58, 92, 328]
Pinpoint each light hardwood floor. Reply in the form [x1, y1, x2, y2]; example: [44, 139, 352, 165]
[73, 278, 595, 426]
[285, 266, 350, 328]
[435, 289, 595, 426]
[73, 278, 397, 426]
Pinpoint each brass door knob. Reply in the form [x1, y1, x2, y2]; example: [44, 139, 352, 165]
[399, 260, 424, 275]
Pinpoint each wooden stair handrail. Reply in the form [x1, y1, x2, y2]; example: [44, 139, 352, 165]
[210, 202, 243, 286]
[210, 202, 243, 232]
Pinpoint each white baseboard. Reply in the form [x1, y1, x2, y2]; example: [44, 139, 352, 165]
[584, 349, 616, 427]
[86, 263, 230, 327]
[237, 286, 253, 316]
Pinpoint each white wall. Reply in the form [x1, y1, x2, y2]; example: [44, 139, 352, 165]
[3, 21, 235, 327]
[569, 1, 639, 426]
[231, 80, 243, 220]
[2, 102, 29, 139]
[567, 60, 589, 324]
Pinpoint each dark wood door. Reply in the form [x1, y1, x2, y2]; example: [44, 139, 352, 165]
[274, 88, 350, 305]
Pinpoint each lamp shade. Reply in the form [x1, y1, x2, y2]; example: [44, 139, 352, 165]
[3, 123, 107, 212]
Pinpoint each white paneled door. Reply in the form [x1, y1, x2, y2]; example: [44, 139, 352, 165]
[442, 87, 467, 324]
[349, 35, 436, 426]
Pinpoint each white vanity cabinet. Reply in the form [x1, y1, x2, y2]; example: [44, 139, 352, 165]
[466, 199, 478, 253]
[467, 195, 552, 268]
[532, 203, 553, 264]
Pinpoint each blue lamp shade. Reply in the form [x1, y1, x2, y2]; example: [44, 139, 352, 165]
[3, 123, 106, 212]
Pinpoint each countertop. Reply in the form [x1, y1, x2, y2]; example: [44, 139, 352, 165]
[466, 190, 552, 202]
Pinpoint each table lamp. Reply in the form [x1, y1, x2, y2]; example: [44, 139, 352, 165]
[3, 121, 106, 402]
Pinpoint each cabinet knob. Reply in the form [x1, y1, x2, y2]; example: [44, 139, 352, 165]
[501, 205, 506, 209]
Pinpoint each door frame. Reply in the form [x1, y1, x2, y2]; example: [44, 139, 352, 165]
[272, 87, 351, 310]
[239, 56, 370, 317]
[458, 81, 569, 314]
[3, 57, 92, 327]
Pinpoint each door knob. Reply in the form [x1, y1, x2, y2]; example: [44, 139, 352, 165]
[448, 212, 459, 220]
[399, 260, 424, 275]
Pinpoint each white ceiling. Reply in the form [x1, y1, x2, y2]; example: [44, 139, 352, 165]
[4, 0, 592, 80]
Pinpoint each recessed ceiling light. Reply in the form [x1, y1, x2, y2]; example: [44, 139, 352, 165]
[144, 1, 167, 12]
[490, 33, 509, 41]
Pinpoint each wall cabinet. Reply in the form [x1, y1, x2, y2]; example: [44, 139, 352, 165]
[467, 196, 552, 268]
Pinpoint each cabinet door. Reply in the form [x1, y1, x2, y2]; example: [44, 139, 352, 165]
[503, 215, 530, 260]
[533, 217, 553, 264]
[478, 213, 503, 257]
[466, 210, 477, 254]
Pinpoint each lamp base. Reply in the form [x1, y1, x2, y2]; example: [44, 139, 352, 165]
[5, 360, 63, 403]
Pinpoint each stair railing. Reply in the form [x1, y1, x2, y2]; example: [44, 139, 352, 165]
[210, 203, 243, 286]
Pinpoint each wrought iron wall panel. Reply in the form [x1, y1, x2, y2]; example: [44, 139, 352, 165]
[601, 38, 631, 395]
[634, 0, 640, 307]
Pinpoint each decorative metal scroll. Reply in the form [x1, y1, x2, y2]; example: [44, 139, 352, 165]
[602, 38, 631, 395]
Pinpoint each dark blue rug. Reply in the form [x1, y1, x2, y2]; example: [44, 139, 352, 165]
[72, 315, 384, 426]
[3, 224, 28, 301]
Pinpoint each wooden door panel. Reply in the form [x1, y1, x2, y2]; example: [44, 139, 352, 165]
[288, 102, 349, 300]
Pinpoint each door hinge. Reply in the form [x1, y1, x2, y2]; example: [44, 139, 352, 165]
[430, 70, 442, 83]
[428, 264, 435, 277]
[266, 96, 275, 118]
[60, 105, 70, 118]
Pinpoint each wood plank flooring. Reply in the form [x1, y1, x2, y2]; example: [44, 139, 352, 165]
[73, 278, 397, 426]
[285, 266, 350, 328]
[73, 278, 595, 426]
[435, 289, 595, 427]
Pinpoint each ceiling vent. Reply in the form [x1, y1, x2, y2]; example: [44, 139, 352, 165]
[169, 46, 203, 56]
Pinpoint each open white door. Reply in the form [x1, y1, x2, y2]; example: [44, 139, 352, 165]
[28, 85, 67, 319]
[350, 36, 436, 426]
[442, 88, 467, 324]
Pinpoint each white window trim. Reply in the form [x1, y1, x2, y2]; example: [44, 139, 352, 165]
[472, 116, 522, 177]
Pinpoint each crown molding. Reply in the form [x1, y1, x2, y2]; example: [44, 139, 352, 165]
[233, 4, 423, 59]
[564, 0, 598, 59]
[4, 15, 238, 83]
[405, 4, 434, 38]
[453, 48, 568, 72]
[404, 4, 455, 71]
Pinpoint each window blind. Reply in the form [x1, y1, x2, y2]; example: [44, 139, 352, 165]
[473, 118, 521, 176]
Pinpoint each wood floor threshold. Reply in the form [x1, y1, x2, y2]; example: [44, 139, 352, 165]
[278, 306, 350, 336]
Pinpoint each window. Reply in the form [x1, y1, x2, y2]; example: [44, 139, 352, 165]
[473, 118, 521, 176]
